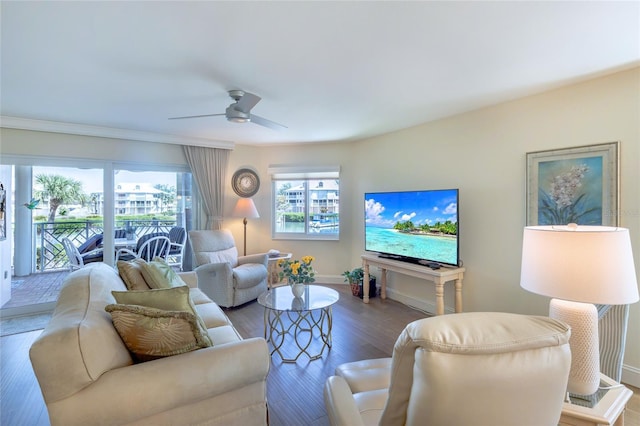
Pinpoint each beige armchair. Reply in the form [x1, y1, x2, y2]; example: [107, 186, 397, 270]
[189, 229, 268, 307]
[324, 312, 571, 426]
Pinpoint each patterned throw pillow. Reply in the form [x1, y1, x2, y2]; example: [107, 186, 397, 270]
[110, 286, 213, 348]
[105, 304, 204, 362]
[117, 259, 150, 290]
[139, 257, 186, 289]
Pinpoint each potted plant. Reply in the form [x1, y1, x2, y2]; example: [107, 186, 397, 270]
[342, 267, 377, 299]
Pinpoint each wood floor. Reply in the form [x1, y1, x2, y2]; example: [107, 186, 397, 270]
[1, 284, 639, 425]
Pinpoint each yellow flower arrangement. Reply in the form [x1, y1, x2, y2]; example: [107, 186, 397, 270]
[279, 255, 316, 285]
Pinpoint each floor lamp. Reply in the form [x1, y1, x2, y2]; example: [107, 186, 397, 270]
[520, 224, 638, 396]
[232, 198, 259, 256]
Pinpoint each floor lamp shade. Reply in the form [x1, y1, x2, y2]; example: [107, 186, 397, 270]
[520, 224, 639, 395]
[232, 198, 260, 220]
[232, 198, 259, 256]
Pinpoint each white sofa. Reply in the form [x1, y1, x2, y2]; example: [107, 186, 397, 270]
[29, 263, 270, 426]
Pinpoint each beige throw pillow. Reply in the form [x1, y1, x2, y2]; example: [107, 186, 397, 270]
[111, 286, 213, 347]
[105, 304, 204, 362]
[139, 257, 186, 289]
[117, 259, 150, 290]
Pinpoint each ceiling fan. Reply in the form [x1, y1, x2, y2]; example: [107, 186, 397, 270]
[169, 89, 287, 130]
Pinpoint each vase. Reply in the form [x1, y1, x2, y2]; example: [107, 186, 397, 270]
[291, 283, 305, 298]
[290, 296, 304, 310]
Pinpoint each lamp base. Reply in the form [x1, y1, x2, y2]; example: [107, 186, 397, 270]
[549, 298, 600, 396]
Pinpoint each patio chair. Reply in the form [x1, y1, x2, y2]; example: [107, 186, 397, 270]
[62, 237, 103, 271]
[167, 226, 187, 270]
[115, 234, 171, 262]
[77, 234, 103, 255]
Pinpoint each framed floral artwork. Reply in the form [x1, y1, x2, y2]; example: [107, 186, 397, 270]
[526, 142, 619, 226]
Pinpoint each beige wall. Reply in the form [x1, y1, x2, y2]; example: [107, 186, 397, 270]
[1, 67, 638, 385]
[230, 67, 640, 385]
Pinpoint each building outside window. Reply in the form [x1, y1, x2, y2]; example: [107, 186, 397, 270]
[270, 166, 340, 240]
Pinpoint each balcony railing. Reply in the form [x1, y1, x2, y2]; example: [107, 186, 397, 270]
[34, 219, 177, 272]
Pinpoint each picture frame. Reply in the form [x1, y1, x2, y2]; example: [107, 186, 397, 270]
[526, 142, 619, 226]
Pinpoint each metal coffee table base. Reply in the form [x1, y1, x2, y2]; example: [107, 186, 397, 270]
[263, 306, 333, 363]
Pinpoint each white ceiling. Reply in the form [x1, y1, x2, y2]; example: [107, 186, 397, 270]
[1, 1, 639, 148]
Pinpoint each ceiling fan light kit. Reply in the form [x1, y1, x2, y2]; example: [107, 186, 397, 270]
[225, 106, 250, 123]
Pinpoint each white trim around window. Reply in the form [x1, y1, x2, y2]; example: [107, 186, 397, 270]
[270, 165, 340, 241]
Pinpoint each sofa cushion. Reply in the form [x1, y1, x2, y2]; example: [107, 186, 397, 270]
[206, 325, 243, 346]
[111, 286, 213, 347]
[139, 257, 187, 289]
[195, 301, 234, 329]
[105, 304, 207, 362]
[117, 259, 150, 290]
[189, 288, 213, 305]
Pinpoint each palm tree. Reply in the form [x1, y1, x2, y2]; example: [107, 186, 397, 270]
[34, 174, 86, 222]
[153, 184, 176, 213]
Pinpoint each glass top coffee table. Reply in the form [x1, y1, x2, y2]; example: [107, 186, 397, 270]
[257, 285, 339, 363]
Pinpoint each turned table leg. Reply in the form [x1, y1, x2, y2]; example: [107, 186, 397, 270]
[363, 262, 370, 304]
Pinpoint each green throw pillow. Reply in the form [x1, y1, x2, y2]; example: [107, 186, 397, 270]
[111, 286, 213, 347]
[139, 257, 186, 289]
[105, 304, 204, 362]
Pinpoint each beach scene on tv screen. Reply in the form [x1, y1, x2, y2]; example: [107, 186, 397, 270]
[365, 190, 458, 264]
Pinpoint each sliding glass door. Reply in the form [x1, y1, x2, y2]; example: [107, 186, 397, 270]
[0, 157, 194, 314]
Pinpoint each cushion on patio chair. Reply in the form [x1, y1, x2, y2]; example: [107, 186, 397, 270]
[78, 234, 103, 254]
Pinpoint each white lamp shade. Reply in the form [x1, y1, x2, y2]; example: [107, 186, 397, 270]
[232, 198, 260, 219]
[520, 225, 639, 305]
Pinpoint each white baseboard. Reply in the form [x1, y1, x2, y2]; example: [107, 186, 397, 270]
[318, 275, 450, 315]
[384, 287, 453, 316]
[622, 364, 640, 388]
[316, 275, 345, 285]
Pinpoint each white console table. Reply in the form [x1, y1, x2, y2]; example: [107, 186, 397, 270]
[361, 254, 465, 315]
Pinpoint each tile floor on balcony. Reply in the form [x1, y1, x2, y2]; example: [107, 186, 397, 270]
[1, 271, 69, 310]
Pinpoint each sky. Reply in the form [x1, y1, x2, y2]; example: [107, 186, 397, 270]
[34, 167, 176, 194]
[365, 189, 458, 228]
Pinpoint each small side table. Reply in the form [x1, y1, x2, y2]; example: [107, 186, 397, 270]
[559, 373, 633, 426]
[258, 285, 339, 363]
[267, 252, 292, 288]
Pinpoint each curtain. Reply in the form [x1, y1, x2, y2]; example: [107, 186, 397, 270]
[183, 146, 230, 230]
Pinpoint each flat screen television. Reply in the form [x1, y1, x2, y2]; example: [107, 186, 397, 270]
[364, 188, 460, 268]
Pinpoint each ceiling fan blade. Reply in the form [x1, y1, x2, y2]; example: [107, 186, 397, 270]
[168, 113, 225, 120]
[235, 92, 261, 113]
[250, 114, 287, 130]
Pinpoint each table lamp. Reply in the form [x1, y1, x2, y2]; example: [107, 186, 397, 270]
[232, 198, 259, 256]
[520, 224, 638, 396]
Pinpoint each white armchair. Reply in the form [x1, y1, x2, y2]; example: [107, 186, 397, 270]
[189, 229, 268, 308]
[324, 312, 571, 426]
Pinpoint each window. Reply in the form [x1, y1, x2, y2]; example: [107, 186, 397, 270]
[270, 166, 340, 240]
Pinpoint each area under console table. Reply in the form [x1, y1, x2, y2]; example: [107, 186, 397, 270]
[361, 254, 465, 315]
